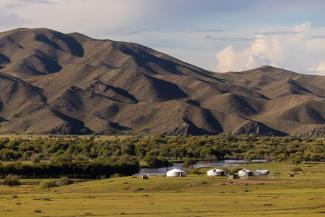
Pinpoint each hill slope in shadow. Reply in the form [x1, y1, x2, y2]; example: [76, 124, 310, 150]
[0, 28, 324, 137]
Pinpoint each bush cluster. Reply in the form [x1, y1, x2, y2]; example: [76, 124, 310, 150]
[40, 177, 74, 189]
[0, 135, 323, 179]
[0, 156, 139, 179]
[3, 174, 21, 186]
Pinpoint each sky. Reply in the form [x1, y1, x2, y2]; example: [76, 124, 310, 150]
[0, 0, 325, 75]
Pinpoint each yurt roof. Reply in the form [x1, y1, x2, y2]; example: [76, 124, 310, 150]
[208, 168, 224, 172]
[240, 169, 252, 173]
[167, 168, 185, 173]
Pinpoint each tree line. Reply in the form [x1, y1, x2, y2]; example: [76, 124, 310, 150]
[0, 156, 139, 179]
[0, 135, 324, 178]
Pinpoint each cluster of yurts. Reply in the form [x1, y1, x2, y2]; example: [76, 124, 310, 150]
[164, 168, 270, 178]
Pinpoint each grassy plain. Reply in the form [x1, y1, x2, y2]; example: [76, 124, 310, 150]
[0, 162, 324, 217]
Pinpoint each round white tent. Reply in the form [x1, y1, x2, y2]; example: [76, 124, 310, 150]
[255, 169, 270, 176]
[238, 169, 253, 177]
[166, 169, 186, 177]
[207, 168, 225, 176]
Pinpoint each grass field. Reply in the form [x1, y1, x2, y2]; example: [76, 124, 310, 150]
[0, 162, 324, 217]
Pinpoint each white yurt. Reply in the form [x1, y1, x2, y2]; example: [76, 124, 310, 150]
[238, 169, 253, 177]
[207, 168, 225, 176]
[166, 169, 186, 177]
[255, 169, 270, 176]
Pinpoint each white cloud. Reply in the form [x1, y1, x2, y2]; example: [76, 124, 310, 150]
[0, 0, 229, 71]
[0, 0, 209, 36]
[312, 61, 325, 74]
[216, 22, 325, 75]
[0, 0, 151, 34]
[1, 1, 325, 75]
[0, 0, 54, 8]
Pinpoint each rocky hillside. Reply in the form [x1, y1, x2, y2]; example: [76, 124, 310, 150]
[0, 28, 324, 136]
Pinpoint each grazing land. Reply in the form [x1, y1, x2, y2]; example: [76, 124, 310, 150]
[0, 136, 324, 216]
[0, 162, 325, 217]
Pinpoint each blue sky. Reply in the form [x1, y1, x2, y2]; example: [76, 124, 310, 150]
[1, 0, 325, 74]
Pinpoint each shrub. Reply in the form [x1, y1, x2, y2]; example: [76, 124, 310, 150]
[40, 177, 74, 189]
[31, 154, 41, 164]
[110, 173, 121, 178]
[144, 155, 171, 168]
[290, 152, 303, 165]
[228, 167, 242, 175]
[189, 168, 204, 175]
[290, 167, 303, 172]
[56, 177, 74, 186]
[182, 159, 196, 168]
[40, 180, 58, 189]
[0, 158, 140, 179]
[3, 175, 21, 186]
[0, 149, 20, 161]
[21, 151, 33, 161]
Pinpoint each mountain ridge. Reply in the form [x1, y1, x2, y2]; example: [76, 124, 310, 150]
[0, 28, 324, 137]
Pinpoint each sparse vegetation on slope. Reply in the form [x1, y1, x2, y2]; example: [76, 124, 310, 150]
[0, 28, 324, 136]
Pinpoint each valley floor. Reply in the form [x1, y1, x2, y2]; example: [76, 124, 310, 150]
[0, 163, 325, 217]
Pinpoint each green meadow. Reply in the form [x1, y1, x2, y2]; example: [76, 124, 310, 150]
[0, 162, 324, 217]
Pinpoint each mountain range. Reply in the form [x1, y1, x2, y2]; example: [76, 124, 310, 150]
[0, 28, 324, 137]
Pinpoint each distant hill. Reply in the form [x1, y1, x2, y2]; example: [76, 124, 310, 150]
[0, 28, 324, 136]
